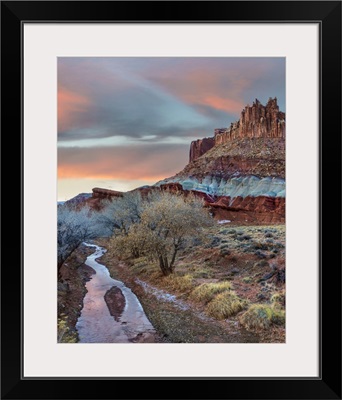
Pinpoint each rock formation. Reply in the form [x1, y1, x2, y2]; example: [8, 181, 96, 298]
[157, 97, 286, 224]
[189, 137, 215, 163]
[189, 97, 285, 162]
[92, 187, 123, 199]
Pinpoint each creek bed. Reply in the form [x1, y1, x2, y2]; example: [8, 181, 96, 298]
[76, 244, 155, 343]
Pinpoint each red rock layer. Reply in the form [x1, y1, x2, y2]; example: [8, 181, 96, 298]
[204, 195, 285, 224]
[92, 187, 123, 199]
[189, 137, 215, 164]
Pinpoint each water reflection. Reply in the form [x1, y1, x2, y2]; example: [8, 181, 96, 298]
[76, 244, 155, 343]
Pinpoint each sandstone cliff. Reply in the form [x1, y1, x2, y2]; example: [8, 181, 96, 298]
[92, 187, 123, 199]
[189, 137, 215, 163]
[189, 97, 285, 163]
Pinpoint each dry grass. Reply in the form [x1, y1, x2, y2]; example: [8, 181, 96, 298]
[190, 281, 232, 304]
[57, 316, 77, 343]
[239, 304, 285, 331]
[160, 274, 195, 293]
[206, 291, 247, 320]
[188, 265, 216, 279]
[271, 291, 286, 308]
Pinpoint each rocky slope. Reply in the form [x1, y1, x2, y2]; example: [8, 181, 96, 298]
[156, 98, 285, 223]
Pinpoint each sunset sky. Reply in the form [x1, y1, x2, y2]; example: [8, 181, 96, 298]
[58, 57, 285, 201]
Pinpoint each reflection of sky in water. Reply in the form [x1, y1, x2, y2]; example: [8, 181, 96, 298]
[76, 244, 155, 343]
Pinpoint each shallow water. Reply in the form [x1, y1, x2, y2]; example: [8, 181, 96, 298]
[76, 243, 155, 343]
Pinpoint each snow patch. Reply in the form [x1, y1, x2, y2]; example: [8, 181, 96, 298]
[218, 220, 231, 224]
[135, 279, 189, 311]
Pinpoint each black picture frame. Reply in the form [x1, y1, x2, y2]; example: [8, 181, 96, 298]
[1, 1, 341, 399]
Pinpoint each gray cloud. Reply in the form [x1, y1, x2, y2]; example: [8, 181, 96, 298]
[58, 57, 285, 144]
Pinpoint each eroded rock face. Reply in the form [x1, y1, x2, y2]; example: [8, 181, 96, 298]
[189, 98, 285, 162]
[205, 195, 285, 215]
[92, 187, 123, 199]
[189, 137, 215, 163]
[158, 176, 285, 198]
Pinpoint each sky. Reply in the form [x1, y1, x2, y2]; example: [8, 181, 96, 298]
[58, 57, 285, 201]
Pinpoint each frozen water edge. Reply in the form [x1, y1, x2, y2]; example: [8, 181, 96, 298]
[135, 278, 212, 322]
[135, 278, 189, 311]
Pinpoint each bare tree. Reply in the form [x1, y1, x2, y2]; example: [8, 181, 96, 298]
[111, 192, 213, 275]
[57, 205, 103, 273]
[97, 191, 142, 236]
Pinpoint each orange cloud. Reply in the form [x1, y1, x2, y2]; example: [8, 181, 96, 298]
[58, 88, 90, 132]
[188, 95, 244, 115]
[58, 145, 188, 182]
[58, 163, 171, 182]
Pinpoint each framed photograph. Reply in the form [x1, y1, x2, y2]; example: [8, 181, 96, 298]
[1, 1, 341, 399]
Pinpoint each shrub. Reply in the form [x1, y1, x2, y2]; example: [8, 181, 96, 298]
[162, 274, 194, 292]
[271, 291, 286, 308]
[57, 317, 77, 343]
[253, 242, 269, 251]
[192, 267, 215, 279]
[241, 235, 251, 241]
[220, 248, 231, 256]
[239, 304, 285, 330]
[190, 281, 232, 303]
[131, 258, 156, 275]
[191, 237, 203, 247]
[242, 276, 252, 284]
[206, 292, 247, 319]
[210, 236, 221, 247]
[254, 250, 267, 259]
[254, 260, 269, 268]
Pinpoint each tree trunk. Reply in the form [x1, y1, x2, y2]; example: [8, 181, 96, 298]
[159, 255, 171, 276]
[170, 247, 178, 272]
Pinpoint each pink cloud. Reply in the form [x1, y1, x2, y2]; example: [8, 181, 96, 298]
[58, 144, 188, 182]
[188, 95, 244, 114]
[58, 87, 91, 132]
